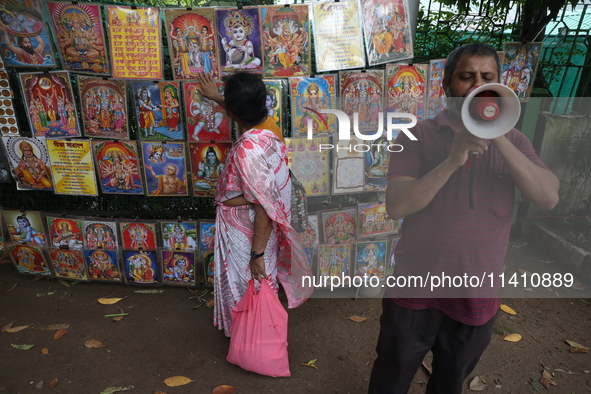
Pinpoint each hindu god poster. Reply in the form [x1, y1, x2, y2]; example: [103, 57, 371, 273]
[286, 137, 330, 197]
[46, 139, 98, 196]
[161, 221, 197, 252]
[385, 63, 427, 122]
[361, 0, 413, 66]
[46, 216, 84, 249]
[290, 75, 337, 137]
[0, 59, 18, 136]
[106, 5, 163, 80]
[83, 220, 118, 249]
[84, 249, 122, 282]
[318, 244, 351, 281]
[164, 8, 219, 80]
[78, 76, 128, 140]
[321, 208, 358, 244]
[331, 135, 365, 195]
[365, 135, 394, 191]
[386, 237, 399, 276]
[263, 79, 284, 132]
[357, 202, 399, 239]
[47, 2, 109, 75]
[162, 250, 196, 287]
[3, 209, 46, 246]
[119, 221, 157, 250]
[299, 213, 319, 249]
[2, 136, 53, 191]
[260, 4, 310, 77]
[189, 141, 232, 197]
[122, 250, 160, 285]
[354, 240, 387, 279]
[131, 81, 182, 141]
[19, 71, 81, 138]
[184, 81, 230, 142]
[339, 70, 384, 132]
[198, 220, 215, 252]
[0, 1, 56, 67]
[140, 141, 189, 197]
[215, 8, 264, 76]
[92, 140, 144, 195]
[8, 243, 51, 276]
[312, 1, 365, 72]
[48, 248, 88, 281]
[427, 59, 446, 119]
[202, 249, 214, 287]
[501, 42, 543, 102]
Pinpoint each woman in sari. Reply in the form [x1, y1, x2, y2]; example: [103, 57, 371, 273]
[197, 71, 312, 337]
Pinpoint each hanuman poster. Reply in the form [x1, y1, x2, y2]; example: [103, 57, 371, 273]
[260, 5, 310, 78]
[19, 71, 81, 138]
[184, 82, 230, 142]
[164, 8, 219, 80]
[131, 81, 182, 140]
[2, 136, 53, 191]
[290, 75, 337, 137]
[47, 2, 109, 75]
[106, 5, 163, 80]
[92, 140, 144, 195]
[78, 76, 128, 139]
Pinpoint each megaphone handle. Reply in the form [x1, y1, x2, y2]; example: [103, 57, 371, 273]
[468, 152, 478, 209]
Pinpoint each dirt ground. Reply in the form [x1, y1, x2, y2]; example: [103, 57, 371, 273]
[0, 241, 590, 394]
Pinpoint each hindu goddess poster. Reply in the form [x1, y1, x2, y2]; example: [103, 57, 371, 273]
[46, 139, 98, 196]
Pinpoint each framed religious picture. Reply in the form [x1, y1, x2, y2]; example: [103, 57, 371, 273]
[290, 75, 337, 137]
[385, 237, 399, 276]
[2, 136, 53, 191]
[385, 63, 428, 123]
[8, 243, 52, 276]
[48, 248, 89, 281]
[260, 4, 310, 78]
[198, 220, 216, 252]
[105, 5, 163, 80]
[321, 208, 357, 244]
[317, 243, 352, 282]
[119, 221, 157, 250]
[183, 81, 231, 142]
[202, 249, 214, 287]
[364, 135, 394, 192]
[83, 220, 118, 250]
[84, 249, 122, 282]
[130, 81, 183, 141]
[140, 141, 189, 197]
[3, 209, 46, 246]
[354, 240, 388, 279]
[161, 221, 198, 252]
[339, 70, 385, 133]
[19, 71, 81, 138]
[263, 79, 284, 132]
[77, 76, 128, 140]
[299, 213, 319, 249]
[0, 59, 19, 137]
[92, 140, 144, 195]
[0, 1, 57, 68]
[47, 2, 110, 75]
[216, 7, 264, 76]
[189, 141, 232, 197]
[303, 247, 315, 270]
[46, 139, 98, 196]
[286, 137, 330, 197]
[46, 216, 84, 249]
[163, 7, 219, 80]
[360, 0, 413, 66]
[427, 59, 446, 119]
[312, 0, 365, 72]
[331, 135, 365, 195]
[161, 250, 196, 287]
[357, 202, 399, 239]
[122, 249, 160, 285]
[501, 42, 543, 102]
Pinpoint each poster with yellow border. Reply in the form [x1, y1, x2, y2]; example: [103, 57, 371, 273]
[46, 139, 98, 196]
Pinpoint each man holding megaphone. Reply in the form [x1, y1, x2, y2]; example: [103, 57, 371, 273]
[369, 43, 559, 394]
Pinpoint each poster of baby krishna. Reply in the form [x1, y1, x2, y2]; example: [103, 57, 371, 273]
[141, 141, 188, 197]
[123, 250, 159, 285]
[8, 243, 51, 276]
[92, 140, 144, 195]
[0, 0, 56, 67]
[119, 221, 157, 250]
[162, 250, 196, 286]
[184, 81, 230, 142]
[215, 8, 263, 76]
[77, 76, 128, 139]
[20, 71, 80, 138]
[48, 248, 88, 281]
[189, 141, 232, 198]
[47, 2, 109, 75]
[385, 63, 427, 122]
[290, 75, 337, 137]
[260, 5, 310, 78]
[164, 8, 219, 80]
[354, 240, 387, 279]
[3, 209, 46, 246]
[131, 81, 182, 140]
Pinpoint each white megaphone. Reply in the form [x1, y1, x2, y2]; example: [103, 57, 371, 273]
[461, 83, 521, 139]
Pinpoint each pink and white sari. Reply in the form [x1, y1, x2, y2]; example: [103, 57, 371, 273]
[214, 128, 313, 337]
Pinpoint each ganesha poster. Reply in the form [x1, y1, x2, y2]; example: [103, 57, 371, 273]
[290, 75, 337, 137]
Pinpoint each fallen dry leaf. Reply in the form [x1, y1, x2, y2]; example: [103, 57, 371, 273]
[206, 299, 215, 309]
[212, 385, 236, 394]
[153, 392, 167, 394]
[5, 325, 32, 333]
[98, 297, 124, 305]
[1, 320, 16, 332]
[85, 339, 105, 348]
[566, 340, 589, 350]
[48, 377, 58, 388]
[163, 376, 193, 387]
[40, 348, 50, 355]
[469, 376, 487, 391]
[503, 333, 522, 342]
[112, 316, 124, 322]
[53, 329, 67, 340]
[348, 315, 367, 323]
[540, 370, 557, 389]
[300, 359, 318, 370]
[570, 347, 589, 353]
[500, 304, 517, 315]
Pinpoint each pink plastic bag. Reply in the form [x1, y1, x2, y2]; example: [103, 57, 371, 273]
[226, 279, 290, 377]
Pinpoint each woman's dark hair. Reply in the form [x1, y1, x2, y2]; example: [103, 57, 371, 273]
[444, 43, 501, 86]
[224, 72, 267, 127]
